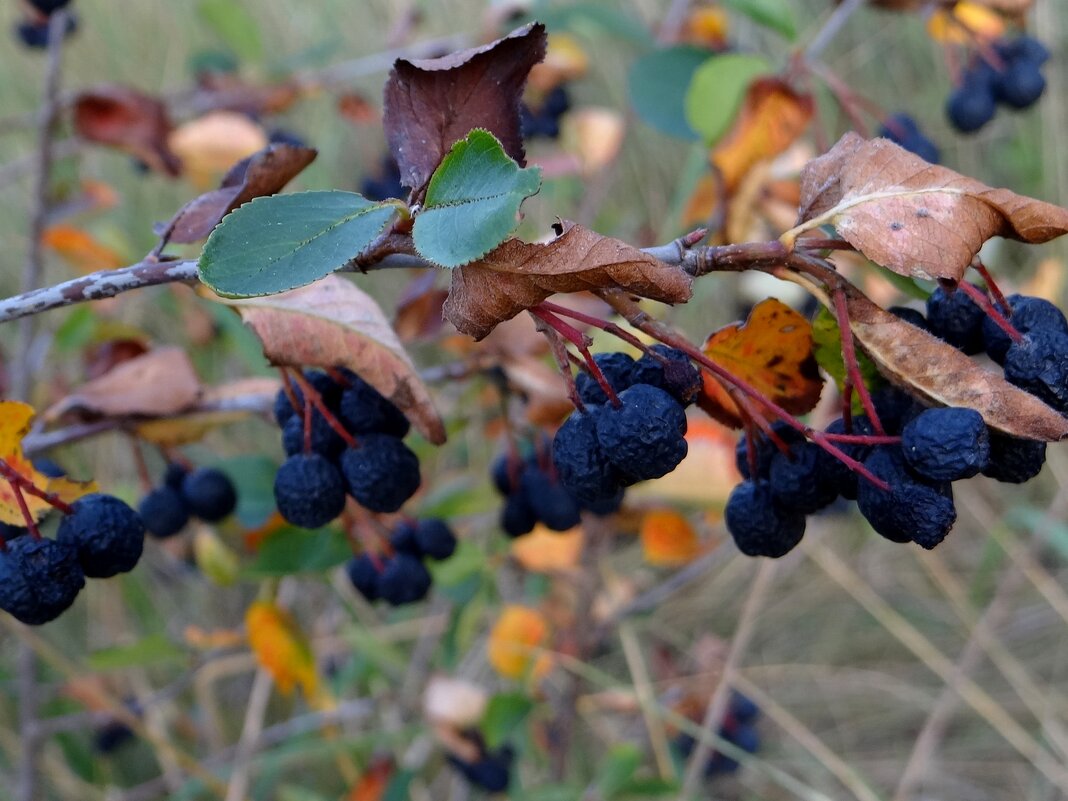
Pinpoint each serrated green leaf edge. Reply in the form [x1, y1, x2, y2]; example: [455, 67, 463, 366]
[412, 129, 542, 268]
[198, 191, 400, 298]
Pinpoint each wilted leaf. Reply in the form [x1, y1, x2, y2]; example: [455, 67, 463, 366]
[72, 85, 180, 176]
[412, 130, 542, 268]
[510, 524, 583, 573]
[198, 190, 395, 297]
[217, 275, 446, 444]
[789, 133, 1068, 282]
[167, 111, 269, 191]
[46, 347, 202, 421]
[844, 285, 1068, 441]
[487, 605, 552, 681]
[444, 221, 693, 340]
[167, 142, 317, 245]
[697, 299, 823, 428]
[640, 509, 701, 567]
[383, 22, 547, 192]
[0, 401, 96, 526]
[424, 675, 489, 728]
[712, 78, 813, 193]
[246, 600, 317, 697]
[42, 226, 125, 273]
[628, 45, 708, 140]
[685, 53, 771, 146]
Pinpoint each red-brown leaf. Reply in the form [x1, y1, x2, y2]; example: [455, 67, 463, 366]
[443, 222, 693, 340]
[164, 143, 317, 244]
[72, 85, 181, 177]
[844, 286, 1068, 441]
[382, 22, 547, 193]
[790, 132, 1068, 282]
[218, 275, 446, 445]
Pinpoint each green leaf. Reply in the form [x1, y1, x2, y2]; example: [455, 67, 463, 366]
[427, 539, 486, 589]
[197, 0, 262, 62]
[812, 307, 884, 411]
[723, 0, 797, 40]
[596, 743, 642, 799]
[198, 191, 398, 298]
[684, 53, 771, 146]
[628, 46, 708, 140]
[242, 526, 351, 577]
[87, 634, 185, 671]
[482, 692, 534, 749]
[413, 129, 542, 268]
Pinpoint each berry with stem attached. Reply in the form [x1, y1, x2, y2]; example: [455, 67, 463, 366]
[57, 494, 145, 578]
[724, 479, 806, 558]
[901, 407, 990, 481]
[340, 434, 421, 513]
[180, 468, 237, 522]
[273, 454, 346, 529]
[0, 537, 84, 625]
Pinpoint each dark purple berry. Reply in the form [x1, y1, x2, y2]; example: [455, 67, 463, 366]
[981, 432, 1046, 483]
[377, 553, 432, 606]
[981, 294, 1068, 364]
[340, 434, 421, 513]
[138, 486, 189, 539]
[345, 554, 381, 602]
[926, 284, 986, 353]
[57, 494, 145, 578]
[594, 384, 687, 482]
[273, 454, 346, 529]
[0, 537, 84, 625]
[414, 519, 457, 561]
[724, 480, 806, 557]
[901, 407, 989, 481]
[857, 448, 956, 548]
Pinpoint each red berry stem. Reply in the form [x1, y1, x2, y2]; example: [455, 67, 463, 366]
[538, 301, 658, 357]
[326, 367, 352, 388]
[278, 367, 302, 416]
[970, 259, 1011, 313]
[796, 238, 857, 252]
[823, 433, 901, 445]
[288, 370, 359, 450]
[128, 436, 154, 492]
[0, 458, 75, 516]
[302, 391, 314, 455]
[832, 287, 886, 434]
[7, 479, 41, 539]
[534, 311, 590, 412]
[956, 278, 1023, 344]
[529, 304, 623, 408]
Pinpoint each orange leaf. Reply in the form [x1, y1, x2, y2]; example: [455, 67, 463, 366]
[697, 299, 823, 429]
[487, 605, 552, 681]
[640, 509, 701, 567]
[510, 524, 584, 573]
[683, 8, 730, 49]
[681, 173, 721, 230]
[245, 600, 317, 698]
[0, 401, 96, 526]
[346, 757, 395, 801]
[42, 226, 125, 273]
[167, 111, 268, 191]
[712, 78, 813, 193]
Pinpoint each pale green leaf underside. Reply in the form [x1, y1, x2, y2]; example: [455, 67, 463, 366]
[413, 129, 542, 268]
[198, 191, 397, 298]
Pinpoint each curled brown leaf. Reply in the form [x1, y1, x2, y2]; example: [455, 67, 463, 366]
[72, 85, 181, 177]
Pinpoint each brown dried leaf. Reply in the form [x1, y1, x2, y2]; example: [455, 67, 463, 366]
[444, 221, 693, 340]
[791, 133, 1068, 281]
[393, 272, 448, 343]
[134, 377, 279, 446]
[46, 347, 202, 421]
[164, 143, 317, 244]
[218, 275, 446, 445]
[72, 85, 181, 177]
[845, 286, 1068, 441]
[383, 22, 547, 192]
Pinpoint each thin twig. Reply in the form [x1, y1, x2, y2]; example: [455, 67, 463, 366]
[804, 0, 867, 63]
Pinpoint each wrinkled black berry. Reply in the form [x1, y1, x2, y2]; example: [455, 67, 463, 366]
[926, 284, 986, 353]
[734, 422, 804, 480]
[340, 434, 421, 513]
[981, 432, 1046, 483]
[857, 448, 956, 548]
[281, 413, 346, 460]
[520, 466, 582, 531]
[273, 454, 346, 529]
[181, 468, 237, 522]
[724, 480, 806, 558]
[595, 384, 688, 482]
[768, 442, 839, 514]
[982, 294, 1068, 364]
[575, 352, 636, 406]
[0, 537, 84, 625]
[138, 486, 189, 539]
[552, 410, 622, 503]
[57, 494, 145, 578]
[1003, 330, 1068, 412]
[631, 345, 703, 406]
[902, 407, 989, 481]
[377, 553, 432, 606]
[337, 377, 410, 438]
[415, 519, 457, 561]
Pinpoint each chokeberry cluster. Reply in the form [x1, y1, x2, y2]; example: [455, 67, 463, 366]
[550, 347, 700, 509]
[0, 492, 145, 626]
[947, 35, 1049, 134]
[14, 0, 77, 49]
[673, 692, 762, 778]
[879, 113, 940, 164]
[520, 85, 570, 140]
[138, 463, 238, 539]
[344, 518, 457, 606]
[271, 369, 420, 529]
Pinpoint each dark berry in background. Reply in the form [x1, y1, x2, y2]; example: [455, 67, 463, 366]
[139, 486, 189, 539]
[273, 454, 346, 529]
[181, 468, 237, 522]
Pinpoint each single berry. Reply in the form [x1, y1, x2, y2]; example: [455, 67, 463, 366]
[181, 468, 237, 522]
[735, 422, 805, 480]
[926, 284, 986, 353]
[724, 480, 806, 557]
[981, 432, 1046, 483]
[993, 59, 1046, 109]
[15, 14, 76, 48]
[273, 454, 346, 529]
[946, 80, 997, 134]
[871, 386, 922, 435]
[138, 486, 189, 539]
[857, 448, 956, 548]
[337, 377, 410, 438]
[998, 35, 1050, 66]
[389, 521, 422, 556]
[340, 434, 421, 513]
[501, 492, 537, 538]
[520, 465, 582, 531]
[889, 305, 930, 331]
[449, 746, 515, 793]
[491, 454, 520, 496]
[631, 345, 702, 406]
[1003, 330, 1068, 412]
[594, 384, 688, 482]
[94, 721, 135, 754]
[377, 553, 432, 606]
[281, 413, 346, 460]
[345, 554, 381, 602]
[582, 487, 625, 516]
[0, 537, 84, 625]
[552, 410, 622, 503]
[981, 294, 1068, 364]
[57, 494, 145, 578]
[880, 114, 940, 163]
[902, 407, 990, 481]
[574, 352, 636, 405]
[414, 519, 457, 561]
[768, 442, 839, 514]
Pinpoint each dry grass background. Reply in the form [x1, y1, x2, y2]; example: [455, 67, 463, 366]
[0, 2, 1066, 800]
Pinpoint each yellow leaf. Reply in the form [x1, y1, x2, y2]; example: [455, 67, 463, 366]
[193, 527, 239, 586]
[0, 401, 96, 526]
[510, 524, 584, 573]
[487, 605, 552, 681]
[640, 509, 701, 567]
[245, 600, 317, 698]
[927, 2, 1004, 44]
[168, 111, 268, 191]
[684, 7, 730, 49]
